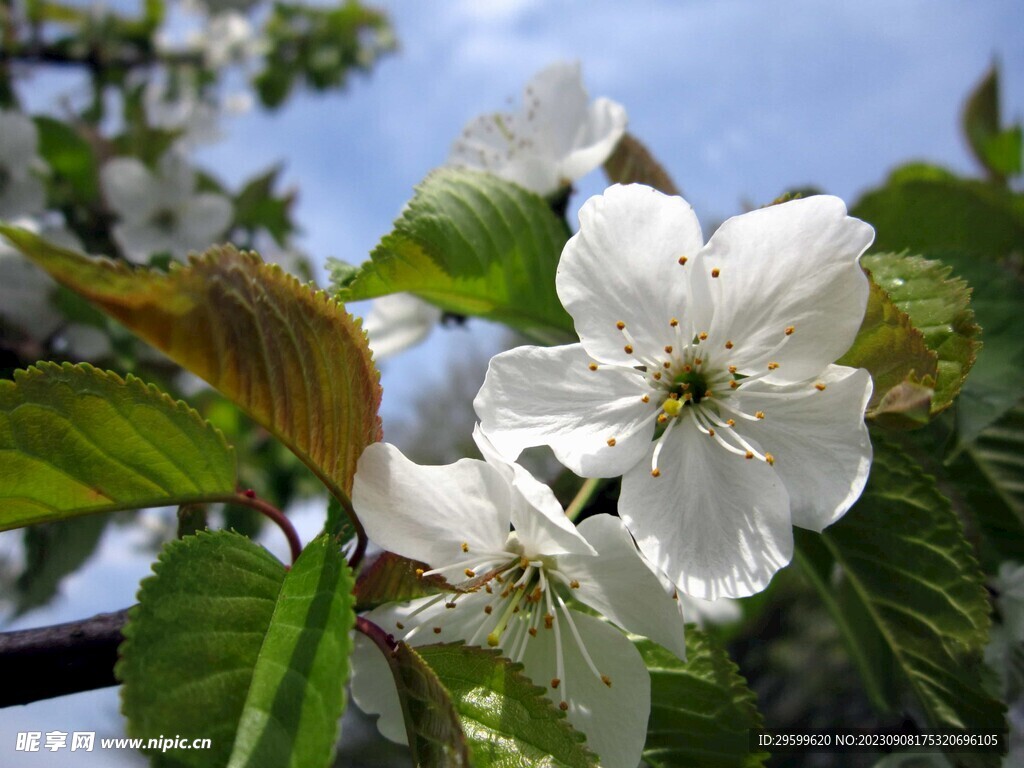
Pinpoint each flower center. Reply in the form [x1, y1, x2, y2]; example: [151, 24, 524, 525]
[400, 537, 612, 712]
[149, 208, 178, 234]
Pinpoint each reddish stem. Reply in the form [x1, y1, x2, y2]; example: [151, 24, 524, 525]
[228, 490, 303, 564]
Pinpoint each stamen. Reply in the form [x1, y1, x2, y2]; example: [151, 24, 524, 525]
[699, 331, 708, 341]
[677, 256, 688, 265]
[711, 268, 721, 278]
[588, 363, 598, 371]
[616, 321, 625, 330]
[651, 416, 679, 475]
[461, 542, 469, 553]
[767, 362, 779, 370]
[664, 345, 673, 354]
[765, 453, 776, 465]
[606, 437, 616, 447]
[465, 568, 475, 577]
[785, 326, 795, 335]
[624, 345, 633, 354]
[815, 382, 827, 391]
[725, 340, 734, 349]
[487, 582, 527, 647]
[669, 318, 679, 327]
[556, 593, 606, 683]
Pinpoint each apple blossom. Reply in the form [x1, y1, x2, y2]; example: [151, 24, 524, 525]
[449, 61, 627, 198]
[100, 151, 233, 263]
[350, 427, 687, 768]
[475, 184, 875, 599]
[362, 293, 442, 360]
[0, 110, 46, 220]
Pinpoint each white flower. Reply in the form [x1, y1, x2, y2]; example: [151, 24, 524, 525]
[350, 426, 687, 768]
[101, 151, 233, 263]
[0, 110, 46, 220]
[143, 77, 221, 147]
[362, 293, 442, 360]
[448, 61, 627, 197]
[193, 11, 263, 69]
[475, 184, 875, 599]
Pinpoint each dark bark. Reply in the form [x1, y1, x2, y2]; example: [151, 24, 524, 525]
[0, 608, 129, 707]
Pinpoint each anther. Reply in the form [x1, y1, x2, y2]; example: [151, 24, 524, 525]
[653, 371, 662, 380]
[664, 345, 673, 353]
[415, 568, 425, 578]
[445, 601, 457, 609]
[560, 702, 569, 711]
[711, 268, 721, 278]
[728, 365, 737, 373]
[785, 326, 795, 335]
[651, 468, 661, 477]
[725, 340, 734, 349]
[765, 453, 776, 465]
[744, 451, 754, 460]
[616, 321, 625, 330]
[641, 394, 650, 403]
[708, 428, 716, 437]
[624, 344, 633, 354]
[484, 605, 493, 614]
[528, 627, 538, 636]
[683, 364, 692, 373]
[678, 256, 688, 265]
[699, 331, 708, 341]
[606, 437, 616, 447]
[551, 678, 561, 689]
[727, 419, 735, 426]
[755, 411, 765, 419]
[544, 614, 554, 629]
[694, 357, 703, 365]
[569, 580, 580, 589]
[663, 361, 672, 369]
[396, 622, 405, 630]
[730, 381, 739, 389]
[815, 382, 827, 391]
[670, 318, 679, 327]
[461, 542, 469, 553]
[601, 675, 612, 688]
[768, 362, 779, 370]
[657, 414, 668, 424]
[433, 627, 442, 634]
[465, 568, 475, 577]
[588, 363, 598, 371]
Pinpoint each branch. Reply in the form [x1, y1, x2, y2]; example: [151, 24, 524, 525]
[0, 608, 129, 707]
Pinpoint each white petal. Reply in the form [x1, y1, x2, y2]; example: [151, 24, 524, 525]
[179, 193, 233, 245]
[557, 184, 705, 366]
[677, 593, 742, 627]
[735, 365, 873, 531]
[448, 112, 560, 196]
[474, 343, 656, 477]
[563, 515, 687, 659]
[698, 195, 874, 382]
[363, 294, 441, 360]
[112, 222, 173, 263]
[156, 150, 198, 198]
[619, 419, 793, 599]
[0, 173, 46, 219]
[520, 611, 650, 768]
[0, 244, 61, 336]
[349, 632, 407, 743]
[557, 96, 628, 183]
[473, 425, 595, 557]
[352, 443, 512, 567]
[101, 158, 160, 222]
[0, 111, 38, 168]
[522, 62, 591, 159]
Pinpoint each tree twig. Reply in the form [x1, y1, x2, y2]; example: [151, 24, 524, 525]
[0, 608, 129, 707]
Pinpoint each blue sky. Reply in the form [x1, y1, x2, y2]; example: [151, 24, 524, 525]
[3, 1, 1023, 763]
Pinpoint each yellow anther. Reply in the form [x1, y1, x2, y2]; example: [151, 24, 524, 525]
[601, 675, 612, 688]
[641, 394, 650, 403]
[663, 399, 683, 417]
[461, 542, 469, 553]
[551, 678, 561, 689]
[663, 360, 672, 369]
[484, 605, 493, 614]
[651, 468, 661, 477]
[657, 413, 668, 424]
[699, 331, 708, 340]
[768, 361, 779, 370]
[607, 437, 617, 447]
[560, 702, 569, 711]
[744, 451, 754, 460]
[678, 256, 688, 265]
[415, 568, 425, 578]
[669, 318, 679, 327]
[726, 419, 735, 426]
[445, 601, 457, 609]
[624, 344, 633, 354]
[728, 365, 737, 374]
[694, 358, 703, 365]
[616, 321, 625, 330]
[730, 381, 739, 389]
[705, 390, 714, 398]
[653, 371, 662, 380]
[544, 614, 554, 629]
[785, 326, 795, 335]
[664, 345, 674, 354]
[520, 556, 530, 568]
[725, 340, 734, 349]
[755, 411, 766, 419]
[683, 364, 692, 373]
[765, 453, 775, 466]
[588, 362, 598, 371]
[669, 392, 680, 399]
[485, 584, 493, 594]
[708, 428, 716, 437]
[711, 268, 721, 278]
[569, 579, 580, 589]
[465, 568, 476, 577]
[433, 627, 442, 634]
[815, 382, 827, 391]
[528, 627, 538, 637]
[396, 622, 405, 630]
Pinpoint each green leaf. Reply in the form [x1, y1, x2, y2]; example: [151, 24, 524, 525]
[837, 273, 937, 419]
[415, 642, 597, 767]
[0, 362, 236, 531]
[119, 531, 355, 768]
[14, 515, 108, 615]
[335, 168, 575, 344]
[963, 64, 1023, 182]
[851, 164, 1024, 260]
[861, 252, 980, 414]
[800, 441, 1005, 766]
[234, 166, 295, 246]
[33, 116, 98, 201]
[0, 230, 382, 509]
[603, 133, 680, 196]
[946, 399, 1024, 567]
[640, 629, 767, 768]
